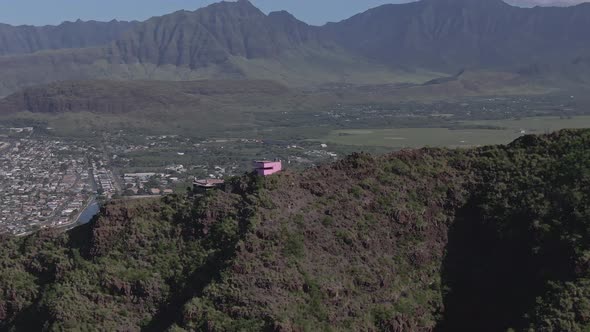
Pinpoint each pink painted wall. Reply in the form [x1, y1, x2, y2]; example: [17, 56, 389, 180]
[253, 161, 282, 176]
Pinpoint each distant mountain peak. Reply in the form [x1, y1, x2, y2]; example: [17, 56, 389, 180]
[2, 0, 590, 95]
[268, 10, 300, 22]
[206, 0, 260, 11]
[229, 0, 257, 8]
[195, 0, 266, 19]
[107, 0, 319, 69]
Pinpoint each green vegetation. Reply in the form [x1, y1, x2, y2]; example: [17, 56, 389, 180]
[440, 130, 590, 331]
[3, 0, 590, 329]
[1, 0, 589, 97]
[0, 174, 265, 331]
[1, 130, 590, 331]
[320, 116, 590, 148]
[0, 73, 572, 139]
[229, 51, 443, 87]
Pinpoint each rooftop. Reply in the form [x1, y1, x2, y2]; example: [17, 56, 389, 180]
[194, 179, 225, 188]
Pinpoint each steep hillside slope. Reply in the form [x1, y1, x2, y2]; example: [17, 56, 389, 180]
[110, 0, 323, 68]
[0, 79, 293, 137]
[0, 79, 288, 115]
[0, 1, 404, 96]
[0, 47, 246, 97]
[0, 20, 137, 56]
[4, 0, 590, 95]
[324, 0, 590, 70]
[1, 130, 590, 331]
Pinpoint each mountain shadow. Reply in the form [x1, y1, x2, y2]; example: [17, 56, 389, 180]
[438, 133, 586, 331]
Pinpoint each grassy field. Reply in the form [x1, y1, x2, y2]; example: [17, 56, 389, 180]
[318, 116, 590, 148]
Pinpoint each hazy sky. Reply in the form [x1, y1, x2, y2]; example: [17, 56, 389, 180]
[0, 0, 407, 26]
[0, 0, 587, 27]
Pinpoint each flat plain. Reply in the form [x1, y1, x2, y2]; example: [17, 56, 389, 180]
[318, 116, 590, 148]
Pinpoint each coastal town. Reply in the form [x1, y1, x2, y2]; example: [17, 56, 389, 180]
[0, 136, 94, 235]
[0, 128, 342, 236]
[3, 94, 572, 237]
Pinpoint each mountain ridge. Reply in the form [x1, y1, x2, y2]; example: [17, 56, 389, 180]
[324, 0, 590, 70]
[109, 0, 323, 69]
[0, 19, 137, 56]
[0, 0, 590, 95]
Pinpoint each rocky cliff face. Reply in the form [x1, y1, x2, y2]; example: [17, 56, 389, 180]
[2, 0, 590, 95]
[324, 0, 590, 69]
[2, 130, 590, 331]
[0, 20, 137, 56]
[110, 0, 322, 68]
[0, 0, 328, 96]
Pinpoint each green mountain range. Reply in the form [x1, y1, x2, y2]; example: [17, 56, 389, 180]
[1, 130, 590, 331]
[1, 0, 590, 96]
[0, 20, 137, 56]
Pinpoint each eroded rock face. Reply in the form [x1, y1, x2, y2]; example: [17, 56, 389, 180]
[0, 20, 137, 56]
[111, 0, 322, 68]
[2, 0, 590, 96]
[324, 0, 590, 68]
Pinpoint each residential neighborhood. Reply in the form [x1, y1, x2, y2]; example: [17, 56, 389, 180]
[0, 127, 343, 235]
[0, 137, 95, 235]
